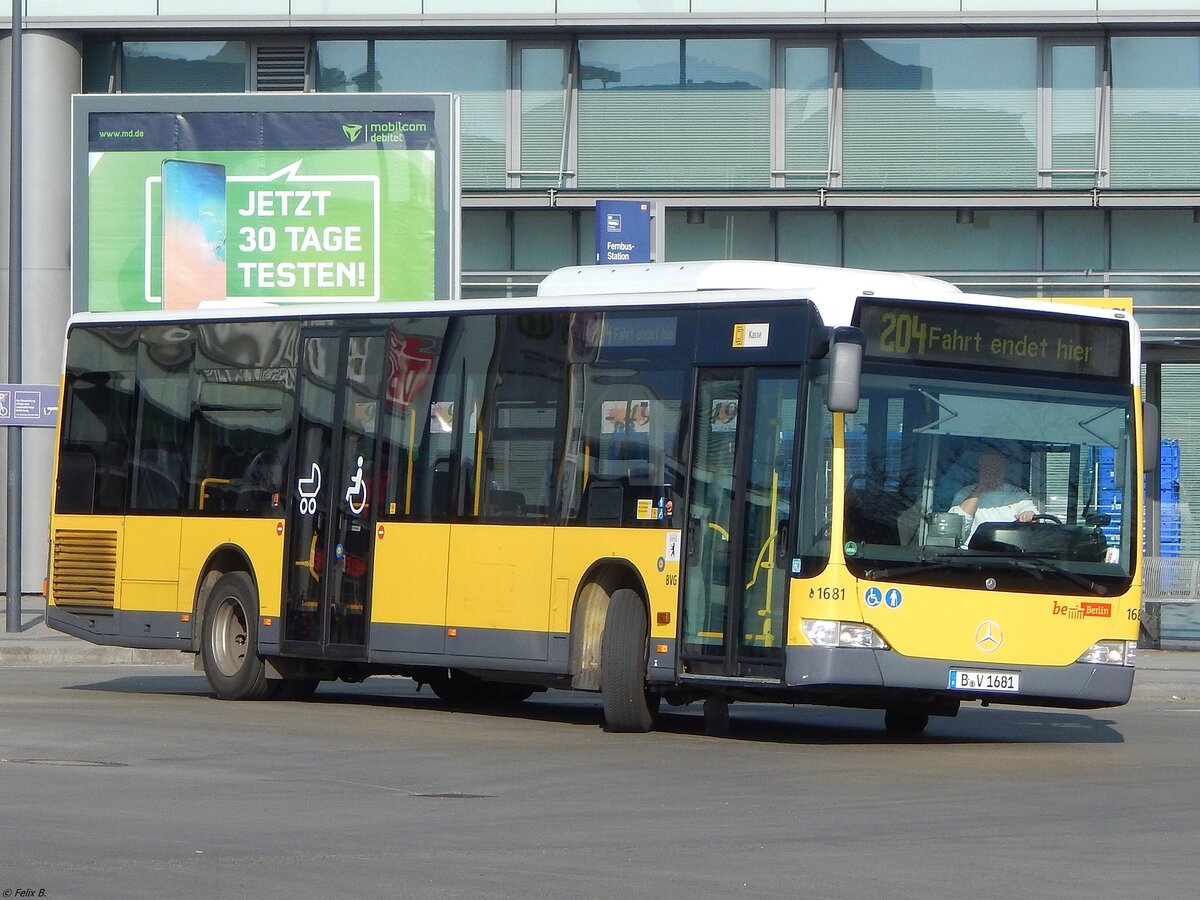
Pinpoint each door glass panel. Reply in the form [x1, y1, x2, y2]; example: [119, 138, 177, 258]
[329, 334, 384, 646]
[284, 335, 338, 645]
[682, 375, 741, 657]
[283, 332, 384, 652]
[740, 377, 797, 657]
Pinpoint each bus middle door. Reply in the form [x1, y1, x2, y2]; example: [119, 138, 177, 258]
[282, 330, 385, 660]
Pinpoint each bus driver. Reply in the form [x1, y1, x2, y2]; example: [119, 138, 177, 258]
[948, 448, 1038, 545]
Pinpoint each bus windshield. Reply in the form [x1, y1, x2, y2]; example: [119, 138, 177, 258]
[842, 369, 1135, 593]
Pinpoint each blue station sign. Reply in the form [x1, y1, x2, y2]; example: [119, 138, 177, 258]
[595, 199, 653, 264]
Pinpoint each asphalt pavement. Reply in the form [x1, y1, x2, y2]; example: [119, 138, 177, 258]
[2, 594, 1197, 701]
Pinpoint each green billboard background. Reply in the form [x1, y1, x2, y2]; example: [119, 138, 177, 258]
[74, 96, 457, 313]
[88, 150, 435, 312]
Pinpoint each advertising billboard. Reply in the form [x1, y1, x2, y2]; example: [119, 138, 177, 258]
[72, 94, 459, 312]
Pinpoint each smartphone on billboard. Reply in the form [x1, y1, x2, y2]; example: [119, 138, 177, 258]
[161, 159, 227, 310]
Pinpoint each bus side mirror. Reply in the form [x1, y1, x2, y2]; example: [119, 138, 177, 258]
[826, 326, 865, 414]
[1143, 401, 1160, 474]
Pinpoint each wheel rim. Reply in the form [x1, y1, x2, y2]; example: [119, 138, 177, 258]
[211, 596, 249, 678]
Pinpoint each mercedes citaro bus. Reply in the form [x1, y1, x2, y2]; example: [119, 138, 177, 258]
[46, 261, 1150, 734]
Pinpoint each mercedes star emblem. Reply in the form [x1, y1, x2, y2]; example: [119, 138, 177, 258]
[974, 620, 1003, 652]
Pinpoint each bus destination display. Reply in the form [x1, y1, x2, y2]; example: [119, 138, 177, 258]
[856, 300, 1127, 379]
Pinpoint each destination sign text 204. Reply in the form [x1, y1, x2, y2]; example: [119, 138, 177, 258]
[856, 301, 1127, 379]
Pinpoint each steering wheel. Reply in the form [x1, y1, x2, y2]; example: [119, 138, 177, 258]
[1031, 513, 1062, 524]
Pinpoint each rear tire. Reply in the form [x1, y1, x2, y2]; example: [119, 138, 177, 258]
[600, 589, 656, 733]
[201, 572, 273, 701]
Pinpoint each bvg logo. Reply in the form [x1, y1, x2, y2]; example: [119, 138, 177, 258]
[342, 124, 364, 143]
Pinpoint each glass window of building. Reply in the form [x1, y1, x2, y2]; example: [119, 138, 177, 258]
[842, 37, 1037, 189]
[462, 210, 511, 272]
[777, 43, 835, 188]
[1110, 36, 1200, 189]
[1044, 42, 1101, 188]
[514, 46, 570, 188]
[1043, 210, 1106, 272]
[666, 210, 774, 261]
[120, 42, 248, 93]
[577, 39, 771, 190]
[1112, 210, 1200, 271]
[82, 42, 118, 94]
[513, 210, 577, 272]
[778, 211, 840, 266]
[316, 40, 507, 189]
[1160, 365, 1200, 557]
[844, 210, 1038, 272]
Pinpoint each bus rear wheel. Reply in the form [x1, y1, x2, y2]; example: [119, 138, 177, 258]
[600, 589, 657, 733]
[201, 571, 273, 701]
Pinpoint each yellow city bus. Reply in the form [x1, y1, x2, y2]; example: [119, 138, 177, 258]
[46, 261, 1149, 734]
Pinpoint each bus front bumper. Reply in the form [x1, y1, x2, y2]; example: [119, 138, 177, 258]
[783, 645, 1135, 710]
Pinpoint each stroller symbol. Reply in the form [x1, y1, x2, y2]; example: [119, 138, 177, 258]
[298, 462, 322, 515]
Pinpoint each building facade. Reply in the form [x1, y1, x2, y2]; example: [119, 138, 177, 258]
[3, 1, 1200, 588]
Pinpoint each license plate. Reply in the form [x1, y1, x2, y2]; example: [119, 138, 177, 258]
[947, 669, 1020, 692]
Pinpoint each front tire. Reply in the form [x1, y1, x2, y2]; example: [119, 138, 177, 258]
[600, 589, 656, 733]
[201, 571, 273, 700]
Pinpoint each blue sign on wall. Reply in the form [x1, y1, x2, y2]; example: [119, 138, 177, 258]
[595, 200, 653, 264]
[0, 384, 60, 428]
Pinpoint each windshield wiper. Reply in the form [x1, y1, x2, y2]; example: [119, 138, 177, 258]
[972, 553, 1109, 596]
[864, 552, 983, 580]
[865, 550, 1109, 596]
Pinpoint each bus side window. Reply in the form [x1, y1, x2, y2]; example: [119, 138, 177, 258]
[55, 451, 97, 515]
[237, 449, 284, 512]
[57, 366, 135, 517]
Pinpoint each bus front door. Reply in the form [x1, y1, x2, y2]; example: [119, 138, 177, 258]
[681, 370, 798, 678]
[282, 331, 386, 660]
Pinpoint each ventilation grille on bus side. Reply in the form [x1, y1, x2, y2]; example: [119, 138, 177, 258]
[254, 44, 309, 92]
[52, 529, 117, 612]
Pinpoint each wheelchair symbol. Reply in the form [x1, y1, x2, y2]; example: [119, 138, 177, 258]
[345, 456, 367, 515]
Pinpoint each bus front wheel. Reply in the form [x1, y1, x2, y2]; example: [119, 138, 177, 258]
[201, 571, 273, 701]
[600, 589, 657, 733]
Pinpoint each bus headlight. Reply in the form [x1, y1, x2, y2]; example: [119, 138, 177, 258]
[1077, 640, 1137, 667]
[802, 619, 889, 650]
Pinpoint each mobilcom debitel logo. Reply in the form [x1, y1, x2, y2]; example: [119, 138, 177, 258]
[343, 120, 431, 144]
